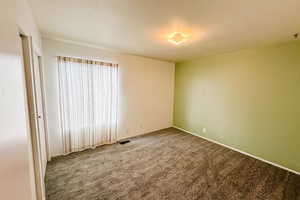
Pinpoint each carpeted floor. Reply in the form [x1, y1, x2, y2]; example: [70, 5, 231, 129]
[46, 128, 300, 200]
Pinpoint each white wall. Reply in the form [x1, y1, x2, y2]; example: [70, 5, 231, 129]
[42, 38, 175, 157]
[0, 0, 42, 200]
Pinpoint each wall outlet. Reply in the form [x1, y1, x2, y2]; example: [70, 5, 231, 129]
[202, 128, 207, 133]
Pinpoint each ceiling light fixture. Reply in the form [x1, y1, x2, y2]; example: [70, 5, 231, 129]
[168, 32, 188, 45]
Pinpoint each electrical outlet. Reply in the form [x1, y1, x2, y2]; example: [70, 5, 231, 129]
[202, 128, 207, 133]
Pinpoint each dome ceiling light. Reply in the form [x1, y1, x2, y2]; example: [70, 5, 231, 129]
[168, 32, 189, 45]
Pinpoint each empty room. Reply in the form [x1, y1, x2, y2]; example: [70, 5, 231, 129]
[1, 0, 300, 199]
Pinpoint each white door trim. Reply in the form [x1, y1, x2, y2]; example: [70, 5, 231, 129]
[21, 34, 46, 200]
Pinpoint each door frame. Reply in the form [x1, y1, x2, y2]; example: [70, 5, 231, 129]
[20, 33, 46, 200]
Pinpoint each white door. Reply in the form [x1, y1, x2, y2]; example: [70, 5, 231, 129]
[21, 35, 46, 200]
[32, 53, 48, 177]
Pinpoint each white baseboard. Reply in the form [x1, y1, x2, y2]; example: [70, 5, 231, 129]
[173, 126, 300, 176]
[118, 126, 173, 141]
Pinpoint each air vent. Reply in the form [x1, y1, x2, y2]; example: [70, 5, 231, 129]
[118, 140, 130, 145]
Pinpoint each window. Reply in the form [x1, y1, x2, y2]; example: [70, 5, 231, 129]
[57, 56, 118, 154]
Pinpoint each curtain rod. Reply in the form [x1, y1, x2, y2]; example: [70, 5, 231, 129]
[57, 56, 118, 67]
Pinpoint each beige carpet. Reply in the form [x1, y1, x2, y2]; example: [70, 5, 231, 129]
[46, 128, 300, 200]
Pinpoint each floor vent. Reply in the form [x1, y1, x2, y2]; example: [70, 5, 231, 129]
[118, 140, 130, 145]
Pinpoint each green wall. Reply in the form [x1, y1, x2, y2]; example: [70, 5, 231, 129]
[174, 41, 300, 173]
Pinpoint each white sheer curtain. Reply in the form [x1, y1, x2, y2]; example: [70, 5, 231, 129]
[57, 56, 118, 154]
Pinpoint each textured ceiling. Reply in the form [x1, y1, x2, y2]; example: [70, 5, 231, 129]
[28, 0, 300, 62]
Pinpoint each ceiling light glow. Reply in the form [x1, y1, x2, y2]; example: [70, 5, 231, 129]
[168, 32, 188, 45]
